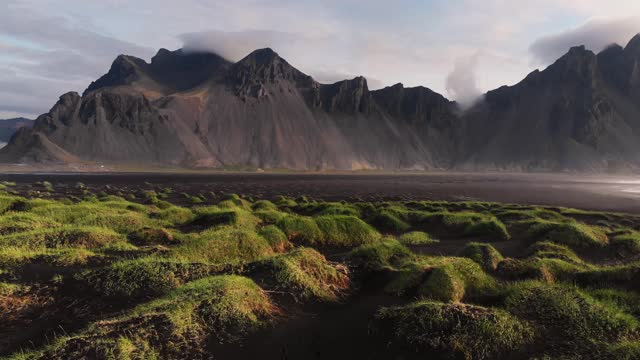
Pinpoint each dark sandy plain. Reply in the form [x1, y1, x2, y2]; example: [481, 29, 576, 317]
[1, 172, 640, 213]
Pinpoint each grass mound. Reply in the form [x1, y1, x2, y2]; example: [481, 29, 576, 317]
[151, 205, 194, 225]
[440, 212, 510, 240]
[367, 209, 411, 233]
[526, 241, 583, 264]
[173, 228, 274, 264]
[348, 238, 413, 271]
[77, 258, 211, 298]
[0, 212, 59, 235]
[374, 301, 533, 360]
[128, 227, 176, 246]
[41, 276, 276, 358]
[276, 215, 323, 245]
[459, 242, 503, 271]
[398, 231, 438, 245]
[190, 207, 260, 230]
[218, 193, 251, 209]
[526, 220, 608, 248]
[504, 281, 639, 354]
[28, 200, 161, 234]
[418, 257, 498, 302]
[611, 232, 640, 256]
[574, 262, 640, 290]
[0, 226, 125, 249]
[253, 209, 287, 225]
[253, 247, 349, 302]
[495, 258, 555, 283]
[311, 202, 360, 217]
[314, 215, 380, 247]
[258, 225, 292, 253]
[251, 200, 277, 211]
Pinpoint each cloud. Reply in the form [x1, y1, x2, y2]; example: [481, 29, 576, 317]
[0, 0, 154, 118]
[180, 30, 388, 88]
[179, 30, 318, 62]
[2, 0, 639, 118]
[445, 53, 484, 109]
[529, 17, 640, 64]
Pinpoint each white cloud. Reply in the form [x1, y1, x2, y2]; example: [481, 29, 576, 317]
[1, 0, 640, 118]
[530, 17, 640, 64]
[446, 52, 483, 109]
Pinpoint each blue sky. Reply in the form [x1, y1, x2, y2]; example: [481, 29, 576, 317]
[1, 0, 640, 117]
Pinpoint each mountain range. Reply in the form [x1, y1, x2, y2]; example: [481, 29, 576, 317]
[2, 34, 640, 172]
[0, 118, 34, 148]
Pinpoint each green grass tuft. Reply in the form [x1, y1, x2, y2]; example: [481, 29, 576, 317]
[504, 281, 639, 354]
[276, 215, 324, 245]
[398, 231, 438, 245]
[314, 215, 380, 248]
[459, 242, 503, 271]
[348, 238, 413, 271]
[254, 247, 349, 302]
[374, 301, 533, 360]
[526, 220, 609, 249]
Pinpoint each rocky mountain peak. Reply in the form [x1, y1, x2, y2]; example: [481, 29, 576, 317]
[311, 76, 371, 114]
[625, 33, 640, 56]
[230, 48, 306, 83]
[228, 48, 312, 98]
[84, 55, 147, 94]
[544, 45, 597, 84]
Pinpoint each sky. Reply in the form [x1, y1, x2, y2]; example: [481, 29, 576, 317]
[1, 0, 640, 118]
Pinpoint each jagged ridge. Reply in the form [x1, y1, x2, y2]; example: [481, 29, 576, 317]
[2, 34, 640, 172]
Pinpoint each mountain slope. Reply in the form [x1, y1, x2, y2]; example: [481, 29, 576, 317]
[2, 35, 640, 172]
[0, 48, 458, 169]
[457, 35, 640, 172]
[0, 118, 34, 146]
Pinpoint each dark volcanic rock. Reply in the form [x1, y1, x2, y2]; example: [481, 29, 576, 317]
[4, 36, 640, 172]
[0, 117, 34, 144]
[457, 39, 640, 172]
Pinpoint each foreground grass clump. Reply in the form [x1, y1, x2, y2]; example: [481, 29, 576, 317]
[574, 261, 640, 290]
[276, 215, 323, 245]
[174, 228, 274, 264]
[253, 247, 349, 302]
[415, 211, 510, 240]
[0, 212, 59, 235]
[278, 214, 380, 248]
[77, 257, 211, 298]
[307, 202, 361, 217]
[0, 226, 125, 249]
[418, 257, 498, 302]
[526, 220, 608, 248]
[367, 209, 411, 233]
[526, 241, 583, 264]
[40, 276, 277, 359]
[459, 242, 503, 271]
[151, 205, 194, 226]
[128, 227, 176, 246]
[374, 301, 533, 360]
[439, 212, 510, 240]
[314, 215, 380, 247]
[504, 281, 639, 355]
[398, 231, 438, 245]
[258, 225, 292, 253]
[27, 200, 163, 234]
[611, 232, 640, 256]
[190, 206, 260, 230]
[348, 238, 413, 271]
[251, 199, 277, 211]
